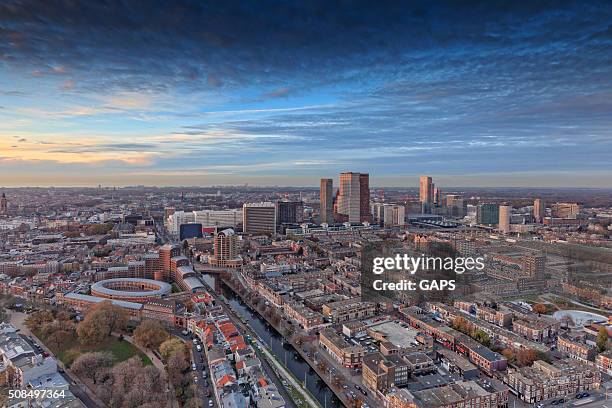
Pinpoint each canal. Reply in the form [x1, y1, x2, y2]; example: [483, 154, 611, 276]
[202, 274, 342, 408]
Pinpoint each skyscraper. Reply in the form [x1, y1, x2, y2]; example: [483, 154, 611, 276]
[277, 200, 304, 224]
[445, 194, 465, 218]
[243, 202, 277, 234]
[419, 176, 433, 213]
[433, 187, 441, 207]
[476, 203, 500, 226]
[533, 199, 545, 223]
[359, 173, 371, 222]
[320, 178, 333, 224]
[337, 172, 370, 223]
[0, 193, 7, 215]
[499, 204, 511, 234]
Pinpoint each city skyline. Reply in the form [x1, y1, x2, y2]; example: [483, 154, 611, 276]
[1, 1, 611, 187]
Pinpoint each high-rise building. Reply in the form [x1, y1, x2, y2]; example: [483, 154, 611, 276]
[499, 204, 511, 234]
[243, 202, 277, 235]
[433, 187, 441, 207]
[371, 202, 385, 224]
[193, 209, 243, 228]
[551, 202, 581, 219]
[524, 254, 546, 280]
[320, 178, 333, 224]
[533, 199, 545, 223]
[337, 172, 370, 223]
[383, 205, 405, 227]
[166, 210, 195, 234]
[210, 228, 242, 268]
[359, 173, 371, 222]
[0, 193, 7, 215]
[476, 203, 500, 226]
[419, 176, 433, 213]
[277, 200, 304, 224]
[445, 194, 465, 218]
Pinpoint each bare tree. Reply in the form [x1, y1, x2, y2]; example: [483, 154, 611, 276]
[71, 352, 113, 386]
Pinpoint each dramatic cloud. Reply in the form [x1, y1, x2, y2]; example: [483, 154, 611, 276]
[0, 1, 611, 186]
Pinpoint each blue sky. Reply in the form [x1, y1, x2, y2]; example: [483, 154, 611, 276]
[0, 1, 611, 187]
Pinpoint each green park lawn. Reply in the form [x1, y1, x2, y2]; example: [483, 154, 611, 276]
[40, 332, 151, 367]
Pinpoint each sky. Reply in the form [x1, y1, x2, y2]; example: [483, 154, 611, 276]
[0, 1, 611, 188]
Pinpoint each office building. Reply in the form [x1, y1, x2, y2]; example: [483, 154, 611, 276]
[167, 210, 195, 234]
[533, 199, 545, 223]
[498, 204, 511, 234]
[383, 204, 406, 227]
[445, 194, 465, 218]
[551, 202, 581, 219]
[243, 202, 277, 235]
[193, 209, 243, 228]
[276, 200, 303, 224]
[419, 176, 433, 212]
[320, 178, 333, 224]
[0, 193, 7, 215]
[337, 172, 370, 223]
[476, 203, 500, 226]
[433, 187, 441, 206]
[179, 223, 203, 241]
[371, 202, 385, 224]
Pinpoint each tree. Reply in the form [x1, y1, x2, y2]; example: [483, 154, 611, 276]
[133, 320, 169, 350]
[46, 330, 73, 350]
[532, 303, 548, 315]
[472, 329, 491, 347]
[25, 310, 54, 332]
[167, 350, 189, 383]
[77, 301, 128, 344]
[107, 357, 165, 408]
[159, 338, 186, 361]
[501, 348, 514, 362]
[515, 349, 539, 367]
[71, 352, 114, 385]
[185, 398, 204, 408]
[597, 327, 608, 352]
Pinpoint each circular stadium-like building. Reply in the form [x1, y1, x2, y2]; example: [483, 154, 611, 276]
[91, 278, 172, 302]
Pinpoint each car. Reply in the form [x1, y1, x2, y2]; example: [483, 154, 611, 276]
[208, 400, 213, 407]
[551, 400, 559, 406]
[576, 394, 583, 399]
[194, 376, 198, 383]
[558, 398, 565, 403]
[181, 330, 189, 336]
[581, 392, 589, 398]
[536, 404, 544, 408]
[192, 363, 197, 371]
[196, 345, 202, 352]
[192, 338, 198, 344]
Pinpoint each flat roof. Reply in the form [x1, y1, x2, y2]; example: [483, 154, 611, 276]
[91, 278, 172, 298]
[64, 292, 143, 310]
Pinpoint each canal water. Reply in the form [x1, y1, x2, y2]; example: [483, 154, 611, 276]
[202, 274, 342, 408]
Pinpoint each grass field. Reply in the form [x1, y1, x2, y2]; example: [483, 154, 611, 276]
[39, 332, 151, 367]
